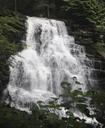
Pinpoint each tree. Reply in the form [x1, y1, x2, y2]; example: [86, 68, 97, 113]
[64, 0, 105, 27]
[14, 0, 17, 12]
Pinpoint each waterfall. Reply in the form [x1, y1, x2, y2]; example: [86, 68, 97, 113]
[5, 17, 92, 112]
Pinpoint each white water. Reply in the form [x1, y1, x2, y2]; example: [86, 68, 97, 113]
[5, 17, 91, 112]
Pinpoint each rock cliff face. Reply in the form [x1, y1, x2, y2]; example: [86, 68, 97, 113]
[87, 53, 105, 88]
[66, 21, 105, 89]
[75, 37, 105, 89]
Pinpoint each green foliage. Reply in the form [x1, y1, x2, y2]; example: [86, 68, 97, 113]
[0, 15, 25, 42]
[0, 103, 66, 128]
[0, 0, 67, 18]
[86, 90, 105, 125]
[0, 15, 25, 96]
[0, 36, 17, 90]
[64, 0, 105, 28]
[64, 0, 105, 52]
[60, 82, 105, 127]
[92, 41, 105, 52]
[1, 82, 105, 128]
[61, 82, 90, 117]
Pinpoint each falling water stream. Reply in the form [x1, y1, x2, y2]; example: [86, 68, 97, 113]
[5, 17, 93, 116]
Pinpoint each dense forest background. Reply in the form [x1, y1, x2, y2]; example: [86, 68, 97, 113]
[0, 0, 105, 128]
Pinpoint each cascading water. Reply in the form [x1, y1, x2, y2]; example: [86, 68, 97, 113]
[4, 17, 92, 113]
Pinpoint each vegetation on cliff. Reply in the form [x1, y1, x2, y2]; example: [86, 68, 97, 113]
[0, 14, 25, 96]
[0, 83, 105, 128]
[0, 0, 105, 128]
[64, 0, 105, 54]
